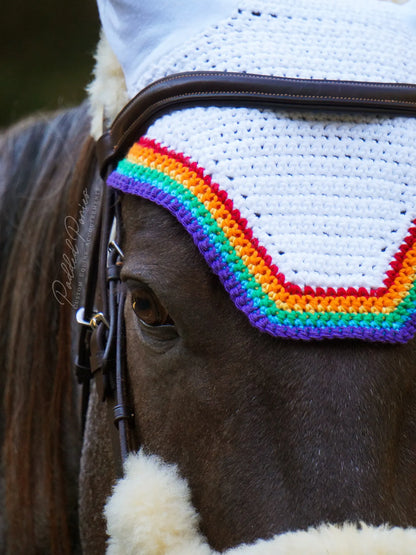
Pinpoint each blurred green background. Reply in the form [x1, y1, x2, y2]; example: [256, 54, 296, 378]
[1, 0, 100, 128]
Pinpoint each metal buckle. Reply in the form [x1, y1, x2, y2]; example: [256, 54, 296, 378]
[109, 240, 124, 260]
[76, 307, 110, 329]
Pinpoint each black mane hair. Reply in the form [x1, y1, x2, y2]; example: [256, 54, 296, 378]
[0, 103, 99, 553]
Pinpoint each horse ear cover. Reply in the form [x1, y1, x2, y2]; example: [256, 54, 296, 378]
[93, 0, 416, 343]
[89, 0, 416, 551]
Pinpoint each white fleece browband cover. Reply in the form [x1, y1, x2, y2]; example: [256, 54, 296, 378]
[105, 451, 416, 555]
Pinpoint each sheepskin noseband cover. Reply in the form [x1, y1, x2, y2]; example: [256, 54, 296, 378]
[106, 0, 416, 343]
[104, 451, 416, 555]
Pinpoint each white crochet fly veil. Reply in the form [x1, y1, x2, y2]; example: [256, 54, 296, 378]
[97, 0, 416, 344]
[90, 0, 416, 553]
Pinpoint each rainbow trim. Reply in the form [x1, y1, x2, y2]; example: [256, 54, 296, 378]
[107, 137, 416, 342]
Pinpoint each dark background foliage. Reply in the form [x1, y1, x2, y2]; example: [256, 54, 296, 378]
[1, 0, 100, 128]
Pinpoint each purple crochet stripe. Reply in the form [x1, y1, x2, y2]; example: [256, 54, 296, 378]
[108, 171, 415, 343]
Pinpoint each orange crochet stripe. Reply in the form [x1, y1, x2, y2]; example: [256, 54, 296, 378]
[126, 141, 416, 315]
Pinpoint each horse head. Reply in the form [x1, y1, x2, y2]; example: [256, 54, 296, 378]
[3, 1, 416, 554]
[77, 1, 416, 552]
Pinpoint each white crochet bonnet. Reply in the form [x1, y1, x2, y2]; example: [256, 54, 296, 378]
[91, 0, 416, 344]
[88, 2, 416, 554]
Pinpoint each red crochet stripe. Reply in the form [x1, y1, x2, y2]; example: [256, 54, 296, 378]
[140, 137, 416, 299]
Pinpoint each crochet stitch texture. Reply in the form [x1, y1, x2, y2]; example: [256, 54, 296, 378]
[129, 0, 416, 94]
[108, 138, 416, 342]
[106, 0, 416, 342]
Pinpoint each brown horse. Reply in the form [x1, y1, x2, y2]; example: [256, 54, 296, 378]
[2, 0, 416, 552]
[1, 100, 416, 554]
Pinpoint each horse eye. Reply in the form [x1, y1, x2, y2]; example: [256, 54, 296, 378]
[131, 288, 173, 327]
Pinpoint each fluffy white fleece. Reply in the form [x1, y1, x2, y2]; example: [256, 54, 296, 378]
[86, 33, 128, 140]
[105, 451, 416, 555]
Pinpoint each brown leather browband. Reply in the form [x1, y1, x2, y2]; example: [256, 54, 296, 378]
[97, 70, 416, 177]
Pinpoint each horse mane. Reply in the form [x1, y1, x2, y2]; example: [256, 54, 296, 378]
[0, 104, 100, 553]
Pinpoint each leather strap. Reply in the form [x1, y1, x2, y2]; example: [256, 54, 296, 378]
[97, 71, 416, 177]
[75, 183, 134, 474]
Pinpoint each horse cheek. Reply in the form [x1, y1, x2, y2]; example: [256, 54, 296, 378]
[79, 385, 118, 554]
[124, 308, 173, 450]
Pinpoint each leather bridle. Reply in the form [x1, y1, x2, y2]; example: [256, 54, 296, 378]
[74, 71, 416, 475]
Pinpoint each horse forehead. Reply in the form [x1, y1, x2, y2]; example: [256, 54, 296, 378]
[122, 196, 210, 274]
